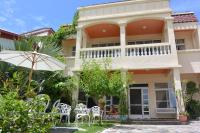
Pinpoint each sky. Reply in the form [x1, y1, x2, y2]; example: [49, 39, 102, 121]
[0, 0, 199, 34]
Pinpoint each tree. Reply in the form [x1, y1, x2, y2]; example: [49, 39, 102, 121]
[80, 59, 126, 101]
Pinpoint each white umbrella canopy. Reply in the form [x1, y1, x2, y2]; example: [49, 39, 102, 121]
[0, 50, 66, 88]
[0, 50, 65, 71]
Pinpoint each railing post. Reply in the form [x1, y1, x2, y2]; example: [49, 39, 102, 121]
[119, 22, 127, 57]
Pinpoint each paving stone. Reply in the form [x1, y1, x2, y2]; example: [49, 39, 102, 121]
[101, 121, 200, 133]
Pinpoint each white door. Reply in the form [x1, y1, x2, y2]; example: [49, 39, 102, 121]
[129, 86, 150, 119]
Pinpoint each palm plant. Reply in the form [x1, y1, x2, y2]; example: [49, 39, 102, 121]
[15, 36, 62, 58]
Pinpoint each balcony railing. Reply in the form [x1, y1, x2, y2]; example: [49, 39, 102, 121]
[80, 43, 171, 59]
[126, 43, 171, 57]
[80, 46, 121, 59]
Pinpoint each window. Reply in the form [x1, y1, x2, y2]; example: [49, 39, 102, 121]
[105, 96, 119, 114]
[176, 39, 185, 50]
[78, 91, 96, 108]
[92, 43, 120, 48]
[72, 46, 76, 56]
[155, 83, 170, 108]
[128, 40, 161, 45]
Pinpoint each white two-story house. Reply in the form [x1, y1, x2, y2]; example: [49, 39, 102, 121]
[62, 0, 200, 119]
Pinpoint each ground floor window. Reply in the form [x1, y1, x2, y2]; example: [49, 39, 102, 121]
[105, 96, 119, 115]
[155, 83, 170, 108]
[78, 91, 97, 108]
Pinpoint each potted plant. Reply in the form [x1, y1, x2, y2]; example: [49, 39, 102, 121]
[179, 111, 189, 122]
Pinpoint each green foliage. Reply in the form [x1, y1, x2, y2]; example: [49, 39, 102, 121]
[119, 90, 128, 116]
[80, 60, 127, 100]
[15, 37, 34, 51]
[15, 36, 62, 58]
[0, 92, 29, 132]
[186, 100, 200, 118]
[184, 81, 200, 118]
[186, 81, 199, 98]
[75, 123, 113, 133]
[41, 72, 75, 104]
[0, 71, 28, 96]
[52, 11, 79, 45]
[0, 92, 56, 132]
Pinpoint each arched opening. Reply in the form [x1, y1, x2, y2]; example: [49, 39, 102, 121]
[83, 23, 120, 48]
[126, 19, 165, 45]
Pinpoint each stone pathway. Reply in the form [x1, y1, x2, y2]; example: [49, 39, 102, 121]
[101, 121, 200, 133]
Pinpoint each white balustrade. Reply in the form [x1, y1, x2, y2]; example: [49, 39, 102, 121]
[80, 46, 121, 59]
[80, 43, 171, 59]
[125, 43, 171, 57]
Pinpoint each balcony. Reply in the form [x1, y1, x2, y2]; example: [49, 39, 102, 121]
[76, 43, 179, 70]
[80, 43, 171, 59]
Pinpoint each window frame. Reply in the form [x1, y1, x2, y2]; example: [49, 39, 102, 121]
[175, 39, 185, 50]
[105, 96, 119, 114]
[71, 46, 76, 56]
[155, 83, 170, 109]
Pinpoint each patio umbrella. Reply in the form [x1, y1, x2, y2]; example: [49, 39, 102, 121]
[0, 50, 65, 88]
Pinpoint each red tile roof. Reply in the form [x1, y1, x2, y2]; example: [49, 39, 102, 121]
[0, 29, 20, 40]
[172, 12, 198, 23]
[21, 28, 55, 36]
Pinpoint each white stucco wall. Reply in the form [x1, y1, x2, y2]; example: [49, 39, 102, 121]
[0, 38, 15, 50]
[175, 30, 195, 49]
[62, 39, 76, 57]
[178, 50, 200, 73]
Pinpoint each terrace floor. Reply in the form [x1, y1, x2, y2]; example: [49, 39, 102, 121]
[101, 121, 200, 133]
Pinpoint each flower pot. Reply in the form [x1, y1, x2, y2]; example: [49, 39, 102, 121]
[120, 115, 128, 122]
[179, 115, 188, 122]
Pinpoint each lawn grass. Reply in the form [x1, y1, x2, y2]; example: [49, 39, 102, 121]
[75, 123, 114, 133]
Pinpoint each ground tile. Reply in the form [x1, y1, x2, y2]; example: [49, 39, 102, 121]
[101, 121, 200, 133]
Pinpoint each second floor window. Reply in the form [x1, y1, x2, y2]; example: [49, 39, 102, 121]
[92, 43, 120, 48]
[72, 46, 76, 56]
[176, 39, 185, 50]
[128, 40, 161, 45]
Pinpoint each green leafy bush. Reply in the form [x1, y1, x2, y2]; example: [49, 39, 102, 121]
[184, 81, 200, 119]
[186, 100, 200, 118]
[0, 92, 29, 132]
[0, 92, 56, 132]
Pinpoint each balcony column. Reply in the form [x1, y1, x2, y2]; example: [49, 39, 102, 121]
[75, 27, 82, 69]
[119, 22, 127, 57]
[196, 25, 200, 49]
[71, 71, 80, 109]
[165, 17, 177, 55]
[173, 68, 185, 119]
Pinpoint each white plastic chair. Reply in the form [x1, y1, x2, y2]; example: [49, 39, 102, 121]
[74, 103, 90, 126]
[60, 103, 71, 124]
[91, 106, 102, 123]
[52, 99, 60, 109]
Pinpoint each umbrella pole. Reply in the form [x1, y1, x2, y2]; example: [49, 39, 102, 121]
[28, 68, 33, 91]
[28, 52, 36, 91]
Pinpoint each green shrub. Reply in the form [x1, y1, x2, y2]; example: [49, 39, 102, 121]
[185, 81, 200, 119]
[186, 100, 200, 118]
[0, 92, 29, 132]
[0, 92, 56, 132]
